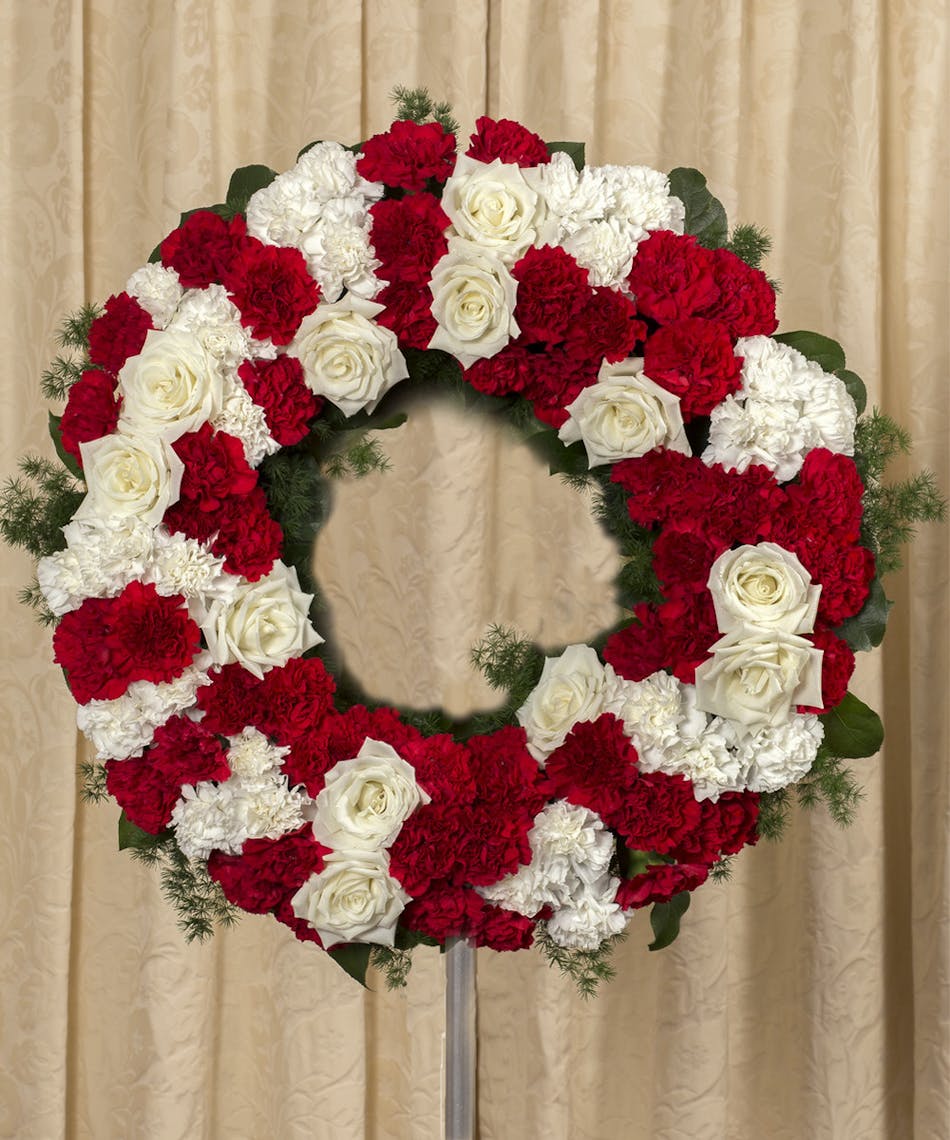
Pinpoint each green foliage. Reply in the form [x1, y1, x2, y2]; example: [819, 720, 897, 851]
[17, 578, 56, 625]
[774, 330, 846, 373]
[159, 844, 241, 942]
[390, 86, 460, 137]
[41, 357, 84, 401]
[796, 752, 864, 827]
[370, 944, 415, 989]
[225, 164, 277, 215]
[667, 168, 728, 249]
[39, 304, 99, 399]
[819, 691, 884, 759]
[756, 788, 791, 841]
[648, 891, 690, 951]
[56, 302, 100, 350]
[328, 943, 372, 986]
[547, 141, 585, 171]
[709, 857, 734, 882]
[725, 223, 772, 269]
[535, 925, 622, 998]
[835, 369, 868, 416]
[834, 577, 892, 652]
[322, 435, 392, 479]
[470, 624, 545, 705]
[78, 760, 109, 803]
[0, 455, 83, 560]
[592, 479, 663, 607]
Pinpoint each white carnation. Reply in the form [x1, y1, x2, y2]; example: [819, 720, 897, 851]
[125, 264, 183, 328]
[211, 376, 280, 467]
[732, 714, 824, 792]
[225, 727, 289, 787]
[562, 217, 640, 289]
[36, 548, 87, 615]
[171, 782, 244, 860]
[300, 197, 381, 302]
[544, 879, 628, 950]
[145, 528, 237, 602]
[599, 164, 685, 237]
[229, 779, 307, 841]
[607, 671, 707, 762]
[166, 285, 252, 369]
[647, 717, 748, 802]
[529, 152, 611, 240]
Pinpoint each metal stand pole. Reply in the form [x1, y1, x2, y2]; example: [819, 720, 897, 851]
[443, 937, 476, 1140]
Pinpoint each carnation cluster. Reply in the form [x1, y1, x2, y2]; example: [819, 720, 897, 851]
[33, 109, 884, 983]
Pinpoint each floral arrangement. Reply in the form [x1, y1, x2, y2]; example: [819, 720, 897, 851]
[3, 90, 942, 991]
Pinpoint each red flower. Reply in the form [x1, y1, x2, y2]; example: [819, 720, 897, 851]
[780, 449, 864, 544]
[238, 356, 320, 446]
[652, 524, 728, 593]
[59, 369, 120, 467]
[172, 423, 258, 512]
[615, 862, 709, 909]
[402, 884, 484, 943]
[254, 657, 336, 744]
[105, 716, 230, 834]
[466, 116, 550, 167]
[512, 245, 590, 346]
[697, 247, 778, 339]
[643, 317, 743, 419]
[614, 770, 702, 855]
[545, 713, 639, 824]
[87, 293, 153, 375]
[470, 900, 535, 951]
[53, 583, 201, 704]
[160, 210, 248, 289]
[463, 342, 534, 397]
[370, 194, 450, 283]
[673, 791, 760, 862]
[196, 663, 266, 736]
[523, 347, 600, 428]
[800, 629, 856, 714]
[357, 120, 456, 191]
[224, 237, 319, 345]
[626, 231, 719, 324]
[563, 287, 646, 364]
[208, 826, 329, 913]
[374, 280, 439, 349]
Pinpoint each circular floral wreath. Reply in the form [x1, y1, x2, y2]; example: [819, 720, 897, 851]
[27, 102, 905, 988]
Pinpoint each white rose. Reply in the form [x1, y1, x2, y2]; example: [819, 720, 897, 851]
[441, 155, 544, 263]
[708, 542, 821, 634]
[75, 431, 184, 526]
[291, 850, 409, 947]
[289, 294, 408, 417]
[558, 359, 690, 467]
[312, 738, 430, 851]
[198, 562, 323, 678]
[428, 243, 520, 367]
[117, 327, 223, 440]
[516, 644, 612, 761]
[694, 627, 824, 731]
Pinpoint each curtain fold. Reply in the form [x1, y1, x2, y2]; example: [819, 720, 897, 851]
[0, 2, 946, 1136]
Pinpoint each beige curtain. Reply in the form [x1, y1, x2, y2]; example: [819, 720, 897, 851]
[1, 1, 947, 1136]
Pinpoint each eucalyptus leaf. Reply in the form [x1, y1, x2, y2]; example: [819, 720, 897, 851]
[667, 168, 728, 250]
[225, 164, 278, 214]
[819, 691, 885, 759]
[547, 140, 585, 171]
[328, 943, 372, 987]
[48, 412, 83, 481]
[773, 330, 846, 373]
[648, 891, 691, 951]
[834, 577, 892, 651]
[835, 368, 868, 416]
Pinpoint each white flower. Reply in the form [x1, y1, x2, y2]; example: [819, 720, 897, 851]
[197, 561, 323, 678]
[558, 358, 690, 467]
[145, 528, 237, 602]
[708, 542, 820, 635]
[516, 644, 616, 762]
[229, 780, 307, 841]
[116, 328, 223, 441]
[734, 714, 824, 792]
[59, 515, 155, 599]
[36, 548, 86, 615]
[529, 152, 611, 241]
[599, 164, 685, 237]
[645, 717, 748, 802]
[125, 264, 183, 328]
[440, 155, 545, 264]
[166, 285, 252, 369]
[290, 850, 409, 947]
[607, 671, 707, 763]
[76, 664, 212, 760]
[171, 782, 244, 860]
[694, 627, 824, 731]
[562, 217, 639, 289]
[312, 738, 430, 852]
[544, 879, 628, 950]
[428, 243, 520, 367]
[289, 294, 408, 417]
[300, 197, 381, 302]
[74, 431, 183, 526]
[225, 727, 289, 787]
[211, 377, 280, 467]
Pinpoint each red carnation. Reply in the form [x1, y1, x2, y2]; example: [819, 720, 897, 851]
[160, 210, 248, 289]
[652, 524, 728, 593]
[466, 117, 550, 168]
[223, 237, 319, 345]
[59, 369, 120, 467]
[172, 423, 258, 512]
[196, 663, 266, 736]
[402, 885, 485, 944]
[105, 716, 230, 834]
[800, 629, 856, 713]
[370, 194, 450, 283]
[470, 900, 536, 951]
[643, 316, 743, 418]
[523, 347, 599, 428]
[463, 342, 534, 397]
[673, 791, 760, 863]
[615, 861, 709, 909]
[209, 486, 283, 581]
[87, 293, 153, 375]
[696, 247, 778, 339]
[208, 826, 328, 913]
[254, 656, 336, 745]
[238, 356, 320, 446]
[357, 120, 456, 191]
[781, 449, 864, 544]
[53, 583, 201, 704]
[512, 245, 590, 346]
[545, 713, 639, 824]
[563, 287, 646, 364]
[614, 769, 702, 855]
[626, 231, 720, 325]
[374, 280, 439, 349]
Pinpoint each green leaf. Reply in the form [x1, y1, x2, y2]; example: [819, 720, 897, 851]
[834, 577, 892, 651]
[225, 165, 278, 214]
[648, 891, 691, 951]
[328, 943, 372, 986]
[118, 811, 164, 851]
[48, 412, 83, 481]
[547, 140, 585, 171]
[773, 331, 846, 373]
[524, 429, 589, 478]
[819, 691, 885, 759]
[835, 369, 867, 416]
[667, 168, 728, 249]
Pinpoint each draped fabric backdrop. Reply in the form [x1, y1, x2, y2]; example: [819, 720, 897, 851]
[1, 2, 947, 1137]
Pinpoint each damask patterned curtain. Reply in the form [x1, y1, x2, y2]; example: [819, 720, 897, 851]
[1, 2, 946, 1137]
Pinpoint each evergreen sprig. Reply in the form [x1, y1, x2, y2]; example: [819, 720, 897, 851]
[41, 357, 84, 401]
[0, 456, 83, 560]
[322, 435, 392, 479]
[370, 944, 415, 988]
[17, 578, 57, 625]
[756, 789, 791, 841]
[535, 925, 622, 998]
[726, 223, 772, 270]
[796, 752, 864, 826]
[154, 842, 240, 941]
[55, 302, 100, 350]
[854, 409, 946, 575]
[78, 760, 110, 803]
[390, 86, 460, 137]
[470, 624, 544, 705]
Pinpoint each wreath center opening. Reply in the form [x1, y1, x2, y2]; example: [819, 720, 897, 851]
[312, 391, 623, 719]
